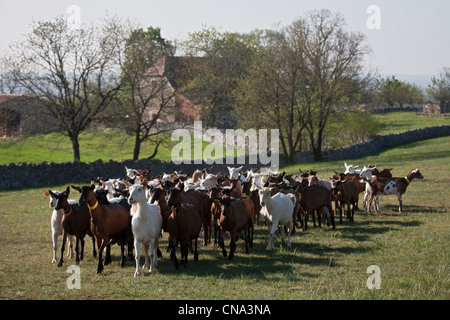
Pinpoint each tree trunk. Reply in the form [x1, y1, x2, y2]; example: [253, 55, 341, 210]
[133, 132, 142, 161]
[70, 134, 81, 162]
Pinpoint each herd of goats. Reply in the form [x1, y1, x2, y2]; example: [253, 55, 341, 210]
[41, 163, 424, 276]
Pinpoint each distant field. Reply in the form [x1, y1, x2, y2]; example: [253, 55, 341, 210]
[372, 111, 450, 135]
[1, 111, 449, 165]
[0, 131, 241, 165]
[0, 135, 448, 300]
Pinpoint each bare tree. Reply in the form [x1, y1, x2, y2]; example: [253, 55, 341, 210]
[118, 27, 178, 160]
[2, 16, 125, 161]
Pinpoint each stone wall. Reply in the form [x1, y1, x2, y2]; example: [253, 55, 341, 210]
[1, 125, 449, 190]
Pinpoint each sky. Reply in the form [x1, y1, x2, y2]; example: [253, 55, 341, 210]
[0, 0, 449, 83]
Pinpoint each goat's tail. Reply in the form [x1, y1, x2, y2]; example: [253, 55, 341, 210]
[287, 194, 296, 206]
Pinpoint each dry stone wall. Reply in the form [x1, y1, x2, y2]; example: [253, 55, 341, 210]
[1, 125, 449, 190]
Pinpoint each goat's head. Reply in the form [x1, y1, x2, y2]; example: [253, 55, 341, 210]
[167, 187, 182, 208]
[48, 187, 70, 211]
[258, 188, 271, 207]
[42, 189, 59, 208]
[227, 166, 243, 179]
[149, 185, 164, 204]
[127, 184, 147, 205]
[411, 168, 424, 180]
[359, 166, 377, 180]
[219, 196, 232, 217]
[72, 185, 95, 206]
[344, 162, 358, 174]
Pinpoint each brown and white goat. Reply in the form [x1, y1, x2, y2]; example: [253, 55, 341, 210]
[366, 168, 424, 214]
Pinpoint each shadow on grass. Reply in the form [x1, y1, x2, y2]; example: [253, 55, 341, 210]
[100, 209, 425, 280]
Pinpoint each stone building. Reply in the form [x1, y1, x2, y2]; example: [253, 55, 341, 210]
[0, 94, 59, 137]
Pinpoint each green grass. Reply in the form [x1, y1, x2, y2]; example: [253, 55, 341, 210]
[0, 130, 243, 165]
[372, 111, 450, 135]
[0, 136, 449, 300]
[0, 112, 448, 165]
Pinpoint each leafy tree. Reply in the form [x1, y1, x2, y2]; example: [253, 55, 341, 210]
[235, 10, 371, 161]
[118, 26, 177, 160]
[180, 26, 255, 128]
[427, 68, 450, 102]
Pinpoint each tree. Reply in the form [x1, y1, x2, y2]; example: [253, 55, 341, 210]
[181, 26, 255, 128]
[118, 26, 177, 160]
[427, 68, 450, 102]
[235, 10, 371, 161]
[2, 16, 125, 162]
[233, 28, 307, 162]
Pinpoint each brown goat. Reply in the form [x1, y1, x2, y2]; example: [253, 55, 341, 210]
[73, 185, 132, 274]
[298, 185, 334, 230]
[49, 187, 95, 267]
[332, 179, 358, 222]
[167, 187, 211, 246]
[218, 196, 254, 260]
[167, 188, 202, 269]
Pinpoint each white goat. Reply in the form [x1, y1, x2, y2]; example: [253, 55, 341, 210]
[258, 188, 296, 251]
[344, 162, 361, 175]
[227, 166, 243, 180]
[127, 185, 163, 277]
[42, 190, 76, 263]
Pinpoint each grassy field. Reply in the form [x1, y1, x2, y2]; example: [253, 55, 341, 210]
[0, 135, 449, 300]
[372, 111, 450, 135]
[1, 112, 449, 165]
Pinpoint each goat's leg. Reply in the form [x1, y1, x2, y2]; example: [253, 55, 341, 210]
[229, 231, 236, 260]
[104, 244, 112, 266]
[149, 239, 157, 273]
[119, 242, 126, 268]
[219, 229, 227, 258]
[286, 220, 293, 248]
[194, 238, 199, 261]
[79, 235, 85, 261]
[154, 239, 160, 269]
[398, 193, 403, 213]
[128, 237, 134, 261]
[244, 228, 249, 254]
[143, 242, 150, 270]
[67, 235, 74, 259]
[57, 231, 66, 267]
[329, 203, 336, 230]
[75, 236, 80, 263]
[52, 232, 58, 263]
[266, 223, 277, 251]
[97, 238, 107, 274]
[91, 234, 97, 258]
[134, 240, 141, 277]
[169, 238, 179, 270]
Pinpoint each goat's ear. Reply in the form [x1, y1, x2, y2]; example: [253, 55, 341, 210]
[41, 190, 50, 197]
[71, 186, 80, 192]
[65, 186, 70, 196]
[48, 190, 55, 197]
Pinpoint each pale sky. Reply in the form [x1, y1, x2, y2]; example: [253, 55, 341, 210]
[0, 0, 449, 78]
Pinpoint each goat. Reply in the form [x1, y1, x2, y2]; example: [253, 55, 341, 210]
[167, 187, 211, 246]
[367, 169, 424, 214]
[298, 185, 334, 231]
[42, 190, 75, 263]
[128, 184, 162, 276]
[73, 185, 132, 274]
[48, 187, 95, 267]
[167, 187, 203, 269]
[258, 188, 296, 251]
[218, 195, 254, 259]
[332, 179, 358, 223]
